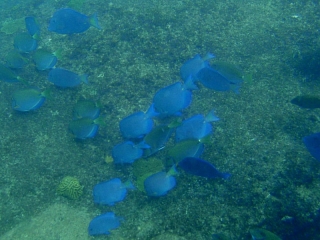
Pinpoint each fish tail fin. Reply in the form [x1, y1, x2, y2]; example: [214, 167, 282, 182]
[204, 52, 215, 61]
[205, 109, 220, 122]
[123, 180, 135, 190]
[89, 13, 102, 30]
[17, 76, 28, 85]
[136, 140, 150, 149]
[222, 172, 231, 180]
[41, 89, 51, 98]
[230, 83, 241, 94]
[168, 117, 182, 128]
[167, 165, 178, 176]
[93, 115, 106, 126]
[199, 135, 211, 143]
[53, 49, 63, 60]
[146, 103, 159, 118]
[184, 76, 198, 90]
[80, 74, 89, 84]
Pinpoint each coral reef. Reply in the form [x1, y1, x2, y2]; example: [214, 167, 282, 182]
[57, 176, 83, 200]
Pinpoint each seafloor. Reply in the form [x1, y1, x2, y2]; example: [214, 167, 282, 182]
[0, 0, 320, 239]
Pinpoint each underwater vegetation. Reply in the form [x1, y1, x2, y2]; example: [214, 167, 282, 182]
[56, 176, 83, 200]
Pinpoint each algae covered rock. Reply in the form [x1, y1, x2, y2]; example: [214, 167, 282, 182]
[1, 18, 25, 35]
[57, 176, 83, 200]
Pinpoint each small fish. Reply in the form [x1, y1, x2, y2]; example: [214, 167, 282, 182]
[69, 117, 103, 139]
[25, 16, 40, 38]
[33, 49, 58, 70]
[153, 77, 197, 117]
[73, 100, 100, 120]
[12, 88, 48, 112]
[211, 61, 245, 82]
[112, 141, 150, 164]
[0, 64, 23, 83]
[180, 53, 215, 82]
[197, 66, 242, 93]
[48, 8, 101, 34]
[119, 104, 158, 139]
[168, 136, 209, 163]
[250, 228, 281, 240]
[144, 165, 177, 197]
[303, 132, 320, 161]
[5, 50, 28, 69]
[143, 121, 177, 157]
[88, 212, 123, 236]
[93, 178, 134, 206]
[175, 109, 219, 142]
[211, 233, 229, 240]
[179, 157, 231, 179]
[48, 68, 88, 88]
[14, 32, 37, 53]
[291, 95, 320, 109]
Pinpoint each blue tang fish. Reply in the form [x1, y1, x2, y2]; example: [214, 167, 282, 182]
[119, 104, 158, 139]
[5, 50, 28, 69]
[69, 117, 103, 139]
[48, 68, 88, 88]
[303, 132, 320, 161]
[179, 157, 231, 179]
[0, 64, 23, 83]
[112, 141, 150, 164]
[144, 166, 177, 197]
[88, 212, 123, 236]
[33, 49, 58, 70]
[48, 8, 101, 34]
[153, 77, 197, 117]
[93, 178, 134, 206]
[175, 109, 219, 142]
[168, 138, 205, 163]
[12, 88, 48, 112]
[73, 100, 100, 120]
[25, 16, 40, 38]
[143, 122, 177, 157]
[197, 66, 242, 93]
[180, 53, 215, 82]
[14, 33, 37, 53]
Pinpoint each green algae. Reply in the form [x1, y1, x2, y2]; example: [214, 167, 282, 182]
[1, 18, 25, 35]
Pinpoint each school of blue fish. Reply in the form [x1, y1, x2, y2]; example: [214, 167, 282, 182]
[2, 6, 316, 238]
[0, 7, 250, 236]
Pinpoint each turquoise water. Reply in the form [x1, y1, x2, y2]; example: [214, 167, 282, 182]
[0, 0, 320, 239]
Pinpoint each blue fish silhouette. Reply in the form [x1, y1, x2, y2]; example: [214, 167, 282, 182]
[69, 117, 103, 139]
[14, 33, 37, 53]
[48, 8, 101, 34]
[144, 166, 177, 197]
[12, 88, 48, 112]
[33, 49, 57, 70]
[25, 16, 40, 38]
[180, 53, 215, 82]
[112, 141, 149, 164]
[303, 132, 320, 161]
[48, 68, 88, 88]
[73, 100, 100, 120]
[175, 110, 219, 142]
[88, 212, 123, 236]
[93, 178, 134, 206]
[153, 77, 197, 117]
[119, 104, 158, 139]
[179, 157, 231, 179]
